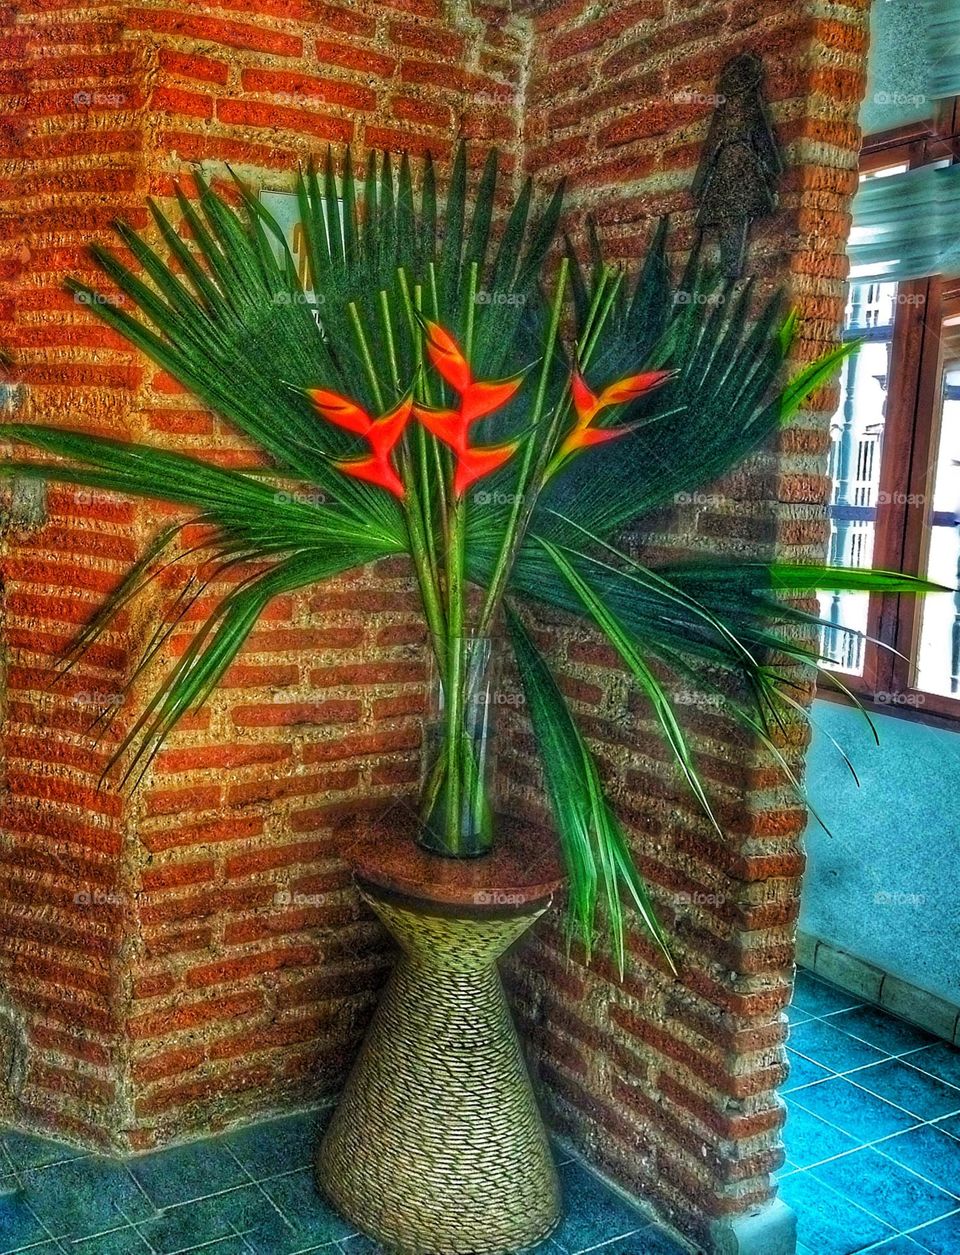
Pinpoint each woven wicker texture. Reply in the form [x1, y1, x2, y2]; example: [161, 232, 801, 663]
[317, 887, 562, 1254]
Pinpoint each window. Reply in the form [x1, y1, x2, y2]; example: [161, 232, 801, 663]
[819, 115, 960, 721]
[819, 277, 898, 676]
[914, 315, 960, 698]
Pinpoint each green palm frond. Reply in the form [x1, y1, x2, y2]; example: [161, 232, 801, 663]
[506, 605, 675, 976]
[537, 243, 856, 545]
[108, 546, 380, 787]
[536, 536, 722, 837]
[1, 423, 403, 553]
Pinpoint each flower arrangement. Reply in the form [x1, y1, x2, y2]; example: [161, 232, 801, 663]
[0, 144, 936, 972]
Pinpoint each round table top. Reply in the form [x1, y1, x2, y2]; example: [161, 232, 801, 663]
[343, 814, 565, 912]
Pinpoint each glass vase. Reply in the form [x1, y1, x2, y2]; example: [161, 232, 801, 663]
[419, 636, 497, 858]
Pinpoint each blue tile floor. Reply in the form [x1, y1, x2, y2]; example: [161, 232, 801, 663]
[0, 1112, 687, 1255]
[785, 968, 960, 1255]
[1, 968, 957, 1255]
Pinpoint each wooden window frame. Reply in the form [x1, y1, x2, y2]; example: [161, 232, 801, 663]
[819, 102, 960, 727]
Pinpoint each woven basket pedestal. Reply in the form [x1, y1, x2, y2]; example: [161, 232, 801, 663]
[317, 831, 563, 1255]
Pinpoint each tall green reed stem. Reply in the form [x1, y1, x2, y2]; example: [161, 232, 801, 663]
[438, 262, 479, 854]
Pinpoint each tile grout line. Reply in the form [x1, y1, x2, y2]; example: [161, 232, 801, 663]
[788, 1165, 960, 1248]
[787, 1043, 960, 1126]
[786, 971, 960, 1251]
[780, 1169, 901, 1244]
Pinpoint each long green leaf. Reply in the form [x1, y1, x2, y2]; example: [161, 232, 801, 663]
[506, 605, 674, 975]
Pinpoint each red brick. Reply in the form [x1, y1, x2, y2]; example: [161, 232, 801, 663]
[308, 661, 425, 687]
[310, 2, 377, 36]
[132, 1045, 206, 1083]
[230, 697, 362, 728]
[157, 48, 230, 86]
[141, 861, 216, 892]
[150, 85, 213, 120]
[126, 9, 302, 57]
[387, 20, 466, 59]
[135, 1062, 274, 1114]
[225, 838, 329, 879]
[144, 785, 222, 817]
[130, 992, 265, 1040]
[314, 39, 396, 79]
[185, 945, 318, 989]
[226, 767, 358, 808]
[216, 98, 354, 143]
[142, 815, 264, 854]
[240, 68, 376, 111]
[389, 94, 452, 130]
[133, 972, 177, 1000]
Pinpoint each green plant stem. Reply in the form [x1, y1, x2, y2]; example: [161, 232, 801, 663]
[577, 264, 610, 352]
[379, 286, 447, 672]
[477, 261, 632, 637]
[535, 264, 617, 475]
[406, 483, 447, 673]
[436, 263, 479, 856]
[422, 273, 452, 516]
[399, 271, 445, 572]
[476, 258, 568, 638]
[579, 267, 623, 367]
[443, 494, 466, 854]
[540, 266, 626, 482]
[347, 302, 383, 410]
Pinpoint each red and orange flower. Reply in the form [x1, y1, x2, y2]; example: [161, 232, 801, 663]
[414, 321, 522, 498]
[306, 388, 413, 499]
[545, 366, 673, 479]
[308, 327, 671, 502]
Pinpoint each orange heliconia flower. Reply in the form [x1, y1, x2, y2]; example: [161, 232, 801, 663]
[307, 387, 412, 499]
[414, 321, 522, 498]
[546, 366, 673, 478]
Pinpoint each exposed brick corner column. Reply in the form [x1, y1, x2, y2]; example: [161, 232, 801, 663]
[1, 0, 158, 1149]
[502, 1, 869, 1252]
[0, 0, 528, 1150]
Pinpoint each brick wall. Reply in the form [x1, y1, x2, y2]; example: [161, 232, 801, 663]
[0, 0, 527, 1151]
[0, 0, 867, 1244]
[502, 0, 869, 1249]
